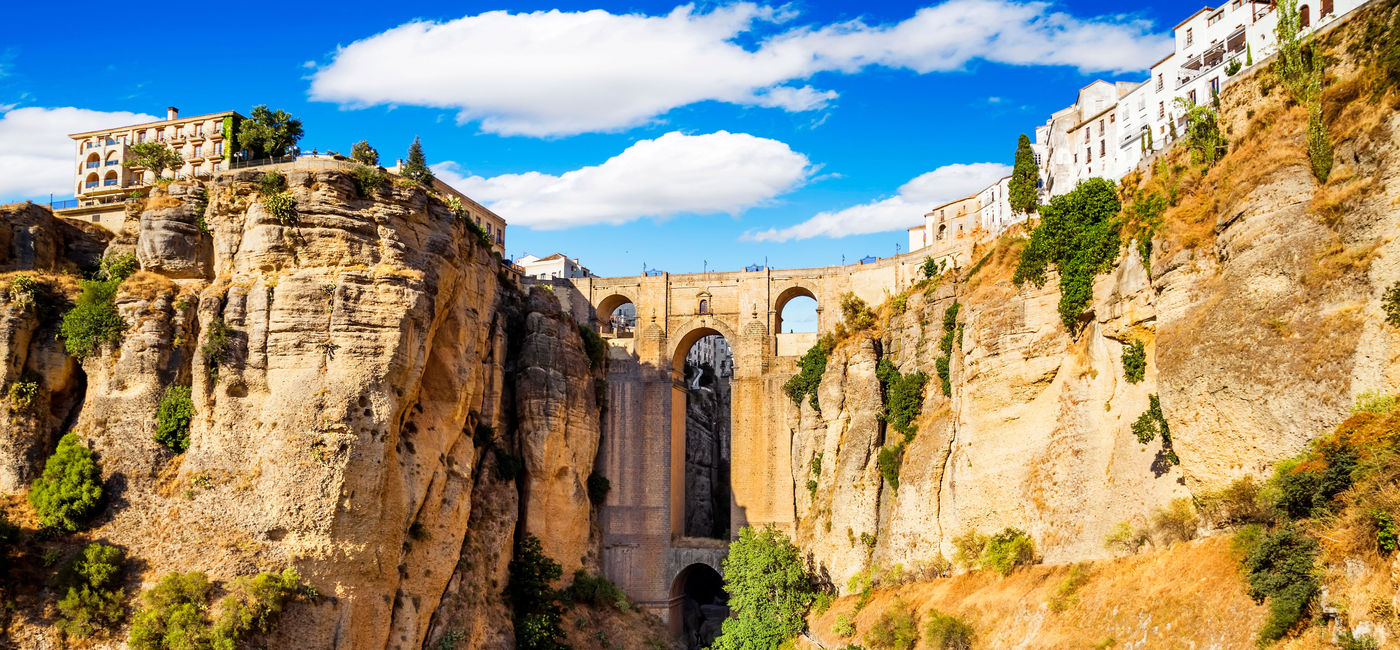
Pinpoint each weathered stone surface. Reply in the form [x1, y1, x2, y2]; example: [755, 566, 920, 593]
[135, 182, 211, 279]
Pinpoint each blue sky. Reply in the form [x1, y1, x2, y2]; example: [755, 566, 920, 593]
[0, 0, 1199, 277]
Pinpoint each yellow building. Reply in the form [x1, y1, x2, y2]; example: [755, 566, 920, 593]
[60, 107, 243, 232]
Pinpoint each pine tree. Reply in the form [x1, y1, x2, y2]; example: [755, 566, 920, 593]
[1008, 133, 1039, 215]
[28, 433, 103, 531]
[401, 137, 435, 188]
[350, 140, 379, 166]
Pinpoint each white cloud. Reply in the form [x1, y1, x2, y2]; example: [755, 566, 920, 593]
[742, 162, 1010, 242]
[310, 0, 1171, 136]
[0, 106, 159, 201]
[435, 131, 812, 229]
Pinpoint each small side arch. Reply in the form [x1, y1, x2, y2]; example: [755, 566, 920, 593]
[670, 563, 728, 649]
[595, 293, 638, 337]
[772, 285, 818, 334]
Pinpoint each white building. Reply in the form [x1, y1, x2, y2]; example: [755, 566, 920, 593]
[516, 253, 592, 280]
[1036, 80, 1142, 197]
[975, 175, 1023, 234]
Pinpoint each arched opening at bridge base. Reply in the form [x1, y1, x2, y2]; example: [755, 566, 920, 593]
[670, 563, 728, 650]
[672, 329, 733, 540]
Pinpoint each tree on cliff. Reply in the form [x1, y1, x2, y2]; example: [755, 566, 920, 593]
[712, 525, 816, 650]
[28, 433, 103, 532]
[401, 137, 435, 187]
[235, 105, 303, 159]
[350, 140, 379, 166]
[122, 143, 183, 180]
[1009, 133, 1039, 215]
[507, 533, 569, 649]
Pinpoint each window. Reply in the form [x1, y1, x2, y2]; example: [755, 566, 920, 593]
[196, 125, 204, 137]
[1322, 0, 1333, 15]
[1210, 77, 1220, 95]
[215, 142, 223, 156]
[1073, 153, 1078, 163]
[1186, 28, 1193, 47]
[213, 162, 221, 172]
[1110, 112, 1116, 124]
[1086, 146, 1092, 162]
[214, 121, 222, 134]
[1156, 74, 1164, 91]
[138, 131, 146, 143]
[1301, 5, 1310, 27]
[698, 299, 709, 314]
[1100, 140, 1106, 156]
[193, 145, 202, 158]
[1034, 153, 1042, 166]
[1099, 118, 1105, 135]
[1188, 89, 1197, 105]
[1159, 101, 1165, 118]
[1084, 129, 1090, 143]
[1208, 11, 1222, 24]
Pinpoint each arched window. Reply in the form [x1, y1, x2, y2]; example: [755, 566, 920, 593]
[937, 223, 948, 240]
[1301, 4, 1311, 27]
[84, 172, 99, 189]
[698, 299, 709, 314]
[1321, 0, 1333, 15]
[103, 170, 118, 187]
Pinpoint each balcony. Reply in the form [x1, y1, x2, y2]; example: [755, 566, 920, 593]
[103, 179, 118, 187]
[85, 181, 99, 189]
[85, 161, 101, 169]
[105, 159, 121, 166]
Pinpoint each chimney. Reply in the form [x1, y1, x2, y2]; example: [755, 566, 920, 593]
[167, 107, 178, 120]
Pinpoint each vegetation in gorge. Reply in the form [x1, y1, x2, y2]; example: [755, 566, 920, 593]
[127, 568, 306, 649]
[348, 163, 387, 198]
[934, 301, 960, 397]
[923, 610, 975, 650]
[1121, 340, 1147, 383]
[1174, 96, 1227, 166]
[1012, 178, 1122, 331]
[578, 323, 606, 369]
[838, 292, 876, 334]
[711, 525, 816, 650]
[951, 528, 1037, 576]
[201, 317, 233, 383]
[875, 358, 929, 490]
[154, 386, 194, 452]
[508, 533, 569, 650]
[864, 597, 919, 650]
[1132, 394, 1179, 465]
[28, 433, 104, 532]
[784, 336, 833, 412]
[56, 543, 127, 638]
[59, 254, 137, 360]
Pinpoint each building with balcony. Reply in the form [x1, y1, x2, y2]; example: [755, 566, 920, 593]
[907, 194, 981, 266]
[61, 107, 243, 232]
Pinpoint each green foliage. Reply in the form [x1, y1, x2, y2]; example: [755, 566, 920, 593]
[877, 446, 904, 491]
[982, 528, 1035, 577]
[1338, 630, 1381, 650]
[1131, 394, 1179, 464]
[1271, 436, 1357, 519]
[60, 277, 124, 359]
[806, 478, 818, 495]
[124, 142, 184, 179]
[347, 164, 386, 198]
[1384, 282, 1400, 329]
[1121, 340, 1146, 383]
[586, 472, 610, 506]
[201, 317, 233, 383]
[261, 191, 297, 224]
[923, 610, 975, 650]
[101, 253, 138, 283]
[877, 360, 928, 438]
[128, 572, 213, 649]
[951, 530, 988, 569]
[350, 140, 379, 166]
[811, 452, 823, 476]
[1173, 97, 1226, 166]
[1197, 476, 1269, 529]
[864, 598, 919, 650]
[1012, 178, 1122, 331]
[1226, 58, 1243, 75]
[859, 532, 877, 548]
[1306, 102, 1334, 183]
[155, 386, 194, 453]
[1103, 521, 1150, 554]
[8, 273, 39, 311]
[235, 105, 303, 159]
[1047, 564, 1089, 612]
[920, 256, 945, 279]
[1125, 191, 1166, 273]
[565, 570, 629, 611]
[507, 533, 569, 650]
[1354, 390, 1399, 414]
[28, 433, 103, 531]
[840, 292, 875, 331]
[1274, 0, 1332, 182]
[783, 337, 833, 412]
[208, 568, 306, 647]
[1372, 509, 1398, 553]
[192, 187, 210, 235]
[493, 445, 524, 482]
[1152, 498, 1200, 544]
[1243, 524, 1318, 644]
[57, 542, 127, 638]
[934, 301, 961, 397]
[1009, 133, 1040, 214]
[833, 613, 856, 638]
[254, 171, 287, 197]
[401, 137, 435, 187]
[711, 525, 816, 650]
[577, 324, 606, 370]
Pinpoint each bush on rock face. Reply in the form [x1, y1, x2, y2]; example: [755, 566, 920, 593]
[29, 433, 103, 532]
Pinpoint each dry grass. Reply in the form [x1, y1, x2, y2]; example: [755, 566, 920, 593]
[118, 270, 178, 302]
[802, 536, 1265, 649]
[0, 270, 80, 300]
[1310, 167, 1378, 228]
[1302, 238, 1382, 287]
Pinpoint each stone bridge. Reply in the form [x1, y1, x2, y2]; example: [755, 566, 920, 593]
[545, 251, 937, 633]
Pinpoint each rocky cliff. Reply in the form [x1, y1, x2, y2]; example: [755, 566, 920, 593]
[0, 169, 613, 649]
[790, 7, 1400, 589]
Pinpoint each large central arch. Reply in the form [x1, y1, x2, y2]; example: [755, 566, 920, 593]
[668, 321, 737, 541]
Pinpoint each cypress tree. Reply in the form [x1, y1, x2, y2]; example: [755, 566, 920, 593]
[1008, 133, 1039, 215]
[401, 137, 435, 188]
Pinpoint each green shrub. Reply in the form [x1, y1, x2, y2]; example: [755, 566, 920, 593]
[877, 445, 905, 490]
[877, 359, 929, 437]
[811, 452, 823, 476]
[1306, 103, 1333, 183]
[1244, 524, 1319, 644]
[923, 609, 975, 650]
[848, 567, 875, 613]
[1047, 564, 1089, 612]
[578, 323, 606, 369]
[1372, 509, 1398, 553]
[1174, 97, 1227, 166]
[711, 525, 815, 650]
[59, 278, 125, 359]
[1353, 390, 1398, 414]
[201, 317, 233, 383]
[508, 533, 567, 650]
[209, 568, 305, 646]
[261, 191, 297, 224]
[981, 528, 1035, 576]
[7, 377, 38, 413]
[1012, 178, 1122, 331]
[833, 613, 856, 637]
[951, 530, 988, 569]
[1103, 521, 1150, 554]
[56, 542, 127, 638]
[1384, 282, 1400, 329]
[1151, 498, 1199, 544]
[864, 598, 919, 650]
[933, 301, 960, 397]
[783, 337, 833, 411]
[493, 445, 524, 482]
[1131, 394, 1179, 464]
[806, 478, 818, 495]
[347, 164, 386, 198]
[100, 253, 138, 282]
[565, 570, 629, 611]
[254, 171, 287, 197]
[1226, 58, 1243, 75]
[1121, 340, 1146, 384]
[154, 386, 194, 453]
[8, 273, 40, 311]
[920, 257, 945, 279]
[587, 472, 610, 505]
[859, 532, 877, 548]
[1339, 630, 1381, 650]
[840, 293, 875, 331]
[127, 572, 214, 649]
[350, 140, 379, 166]
[1197, 476, 1268, 529]
[1270, 436, 1357, 519]
[28, 433, 103, 532]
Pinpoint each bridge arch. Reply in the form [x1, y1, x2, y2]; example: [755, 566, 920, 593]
[667, 319, 739, 378]
[596, 292, 639, 337]
[772, 285, 819, 334]
[670, 562, 728, 649]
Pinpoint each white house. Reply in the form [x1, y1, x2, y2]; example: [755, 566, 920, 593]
[516, 253, 593, 280]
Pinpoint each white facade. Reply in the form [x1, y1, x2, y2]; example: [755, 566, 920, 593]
[976, 176, 1023, 233]
[517, 253, 592, 280]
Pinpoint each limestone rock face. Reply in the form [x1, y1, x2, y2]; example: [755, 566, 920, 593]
[0, 201, 109, 272]
[0, 171, 608, 649]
